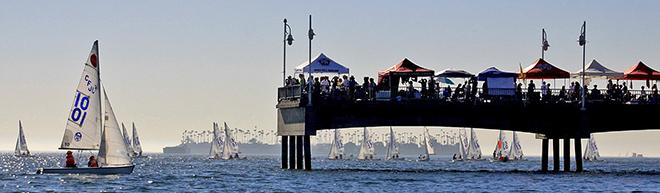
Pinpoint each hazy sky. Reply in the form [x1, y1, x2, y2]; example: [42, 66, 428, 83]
[1, 1, 659, 156]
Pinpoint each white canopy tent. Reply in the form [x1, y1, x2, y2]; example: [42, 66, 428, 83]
[572, 59, 624, 79]
[295, 53, 349, 75]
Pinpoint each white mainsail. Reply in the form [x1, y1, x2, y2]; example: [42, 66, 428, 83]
[467, 128, 482, 160]
[132, 122, 143, 156]
[60, 40, 102, 150]
[424, 127, 435, 155]
[357, 127, 375, 160]
[328, 129, 344, 159]
[97, 89, 132, 166]
[121, 123, 135, 157]
[508, 131, 524, 160]
[385, 127, 400, 160]
[209, 122, 223, 159]
[492, 130, 509, 159]
[221, 122, 240, 159]
[584, 134, 601, 161]
[15, 120, 31, 156]
[456, 129, 468, 160]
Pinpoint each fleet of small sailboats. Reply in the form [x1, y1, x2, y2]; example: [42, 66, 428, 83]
[357, 127, 376, 160]
[583, 134, 601, 161]
[15, 121, 31, 157]
[208, 122, 243, 160]
[328, 129, 344, 160]
[37, 41, 135, 175]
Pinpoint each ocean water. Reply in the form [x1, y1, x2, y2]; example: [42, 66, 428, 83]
[2, 153, 660, 192]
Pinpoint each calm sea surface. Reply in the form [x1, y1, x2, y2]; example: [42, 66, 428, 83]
[2, 153, 660, 192]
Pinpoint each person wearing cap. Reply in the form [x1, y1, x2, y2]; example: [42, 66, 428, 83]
[87, 156, 98, 168]
[65, 151, 76, 168]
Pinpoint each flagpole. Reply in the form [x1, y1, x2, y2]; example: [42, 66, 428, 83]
[541, 29, 545, 59]
[307, 14, 315, 107]
[580, 21, 587, 111]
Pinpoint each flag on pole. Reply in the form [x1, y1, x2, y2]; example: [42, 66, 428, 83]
[542, 29, 550, 51]
[578, 22, 586, 46]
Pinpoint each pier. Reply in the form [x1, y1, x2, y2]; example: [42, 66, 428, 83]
[276, 85, 660, 172]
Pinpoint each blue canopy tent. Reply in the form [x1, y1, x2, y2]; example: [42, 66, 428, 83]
[477, 67, 519, 81]
[477, 67, 518, 96]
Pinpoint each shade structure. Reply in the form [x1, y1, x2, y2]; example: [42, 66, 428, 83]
[520, 58, 570, 79]
[436, 69, 475, 78]
[623, 61, 660, 80]
[477, 67, 518, 81]
[572, 59, 623, 79]
[295, 53, 349, 75]
[434, 77, 454, 85]
[377, 58, 435, 84]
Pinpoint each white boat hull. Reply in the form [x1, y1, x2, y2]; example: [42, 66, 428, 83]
[37, 165, 134, 175]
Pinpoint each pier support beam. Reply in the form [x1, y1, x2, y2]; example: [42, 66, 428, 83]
[575, 138, 583, 172]
[281, 136, 288, 169]
[289, 136, 295, 169]
[553, 138, 560, 172]
[296, 136, 303, 170]
[564, 138, 571, 172]
[304, 135, 312, 171]
[541, 139, 548, 172]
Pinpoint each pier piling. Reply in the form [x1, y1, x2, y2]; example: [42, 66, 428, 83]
[296, 136, 303, 170]
[564, 138, 571, 172]
[289, 136, 295, 169]
[281, 136, 288, 169]
[575, 138, 583, 172]
[553, 138, 560, 172]
[541, 139, 548, 172]
[304, 135, 312, 171]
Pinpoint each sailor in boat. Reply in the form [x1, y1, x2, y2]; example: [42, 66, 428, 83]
[452, 154, 457, 160]
[65, 151, 76, 168]
[88, 156, 99, 168]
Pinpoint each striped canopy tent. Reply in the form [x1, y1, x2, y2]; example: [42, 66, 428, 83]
[520, 58, 570, 79]
[572, 59, 624, 79]
[622, 61, 660, 80]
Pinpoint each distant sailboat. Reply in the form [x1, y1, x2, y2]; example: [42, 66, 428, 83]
[132, 122, 143, 157]
[466, 128, 482, 160]
[508, 131, 524, 160]
[492, 130, 509, 161]
[328, 129, 344, 160]
[583, 134, 601, 161]
[419, 127, 434, 161]
[121, 123, 135, 157]
[453, 129, 468, 161]
[221, 122, 242, 160]
[209, 122, 223, 159]
[385, 127, 402, 160]
[15, 121, 31, 157]
[38, 41, 134, 175]
[357, 127, 376, 160]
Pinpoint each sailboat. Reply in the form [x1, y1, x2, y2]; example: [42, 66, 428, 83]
[466, 128, 483, 160]
[583, 134, 601, 162]
[37, 41, 134, 175]
[357, 127, 376, 160]
[328, 129, 344, 160]
[385, 127, 402, 160]
[209, 122, 223, 159]
[132, 122, 144, 157]
[491, 130, 509, 162]
[121, 123, 135, 157]
[418, 127, 434, 161]
[453, 129, 468, 161]
[221, 122, 243, 160]
[508, 131, 525, 160]
[15, 120, 32, 157]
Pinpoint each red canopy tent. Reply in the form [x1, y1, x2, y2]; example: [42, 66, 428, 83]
[377, 58, 435, 84]
[520, 58, 570, 79]
[623, 61, 660, 80]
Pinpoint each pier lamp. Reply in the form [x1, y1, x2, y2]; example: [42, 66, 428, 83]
[283, 18, 294, 86]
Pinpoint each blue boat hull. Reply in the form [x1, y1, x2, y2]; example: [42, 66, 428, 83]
[37, 165, 134, 175]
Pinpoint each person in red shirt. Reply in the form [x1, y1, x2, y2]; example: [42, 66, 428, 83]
[65, 151, 76, 168]
[87, 156, 98, 168]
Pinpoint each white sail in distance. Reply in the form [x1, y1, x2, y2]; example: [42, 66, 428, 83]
[209, 122, 223, 159]
[60, 40, 102, 150]
[386, 127, 399, 160]
[132, 122, 143, 156]
[221, 122, 239, 159]
[424, 127, 435, 155]
[492, 130, 509, 159]
[357, 127, 375, 160]
[328, 129, 344, 159]
[467, 128, 482, 160]
[584, 134, 601, 161]
[15, 121, 31, 156]
[121, 123, 135, 157]
[457, 129, 468, 160]
[97, 88, 132, 166]
[508, 131, 524, 160]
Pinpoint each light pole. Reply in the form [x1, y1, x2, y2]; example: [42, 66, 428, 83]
[307, 14, 315, 106]
[579, 21, 587, 110]
[283, 18, 294, 86]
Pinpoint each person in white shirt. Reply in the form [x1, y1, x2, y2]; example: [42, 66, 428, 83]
[321, 77, 330, 94]
[541, 81, 548, 100]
